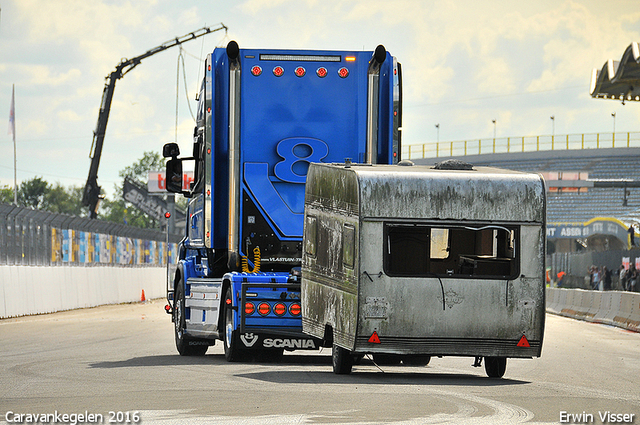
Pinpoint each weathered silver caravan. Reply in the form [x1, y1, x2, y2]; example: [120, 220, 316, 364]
[301, 160, 546, 377]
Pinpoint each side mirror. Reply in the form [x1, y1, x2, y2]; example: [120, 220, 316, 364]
[165, 158, 183, 193]
[163, 142, 180, 158]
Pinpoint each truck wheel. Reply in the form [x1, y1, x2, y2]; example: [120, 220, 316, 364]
[174, 280, 207, 356]
[403, 355, 431, 366]
[484, 357, 507, 378]
[332, 343, 353, 374]
[223, 287, 245, 362]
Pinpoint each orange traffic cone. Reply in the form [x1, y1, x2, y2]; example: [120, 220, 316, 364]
[140, 289, 146, 302]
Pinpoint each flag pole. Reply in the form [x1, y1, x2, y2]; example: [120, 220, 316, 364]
[9, 84, 16, 205]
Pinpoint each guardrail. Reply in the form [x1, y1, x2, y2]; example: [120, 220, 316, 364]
[546, 287, 640, 333]
[403, 131, 640, 160]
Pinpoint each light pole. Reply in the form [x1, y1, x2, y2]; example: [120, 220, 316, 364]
[550, 115, 555, 147]
[492, 119, 496, 140]
[612, 112, 616, 145]
[435, 123, 440, 144]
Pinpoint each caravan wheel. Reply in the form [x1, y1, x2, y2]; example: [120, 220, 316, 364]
[332, 344, 353, 374]
[484, 357, 507, 378]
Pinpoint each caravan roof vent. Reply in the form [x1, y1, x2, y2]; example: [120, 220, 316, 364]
[433, 159, 474, 171]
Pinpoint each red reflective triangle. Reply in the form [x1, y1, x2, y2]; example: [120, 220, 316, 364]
[517, 334, 530, 347]
[368, 331, 381, 344]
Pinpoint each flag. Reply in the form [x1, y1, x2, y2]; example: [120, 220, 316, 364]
[8, 84, 15, 140]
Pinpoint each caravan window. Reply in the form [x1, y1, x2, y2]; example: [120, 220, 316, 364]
[343, 224, 355, 269]
[384, 223, 518, 279]
[304, 215, 317, 258]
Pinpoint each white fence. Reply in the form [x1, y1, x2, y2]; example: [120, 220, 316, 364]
[0, 266, 168, 318]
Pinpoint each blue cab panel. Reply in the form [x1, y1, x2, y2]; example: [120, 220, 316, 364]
[170, 43, 401, 352]
[204, 47, 398, 271]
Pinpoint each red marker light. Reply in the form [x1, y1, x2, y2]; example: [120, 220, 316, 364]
[251, 65, 262, 76]
[517, 334, 530, 347]
[273, 66, 284, 77]
[294, 66, 306, 77]
[316, 67, 328, 78]
[289, 303, 301, 316]
[164, 212, 171, 219]
[245, 302, 255, 315]
[258, 302, 271, 316]
[274, 303, 287, 316]
[338, 67, 349, 78]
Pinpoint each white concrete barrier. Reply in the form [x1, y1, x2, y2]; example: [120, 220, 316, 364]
[583, 290, 601, 321]
[614, 292, 640, 332]
[0, 265, 167, 318]
[548, 287, 562, 314]
[546, 287, 639, 333]
[627, 293, 640, 332]
[593, 291, 612, 325]
[601, 291, 623, 326]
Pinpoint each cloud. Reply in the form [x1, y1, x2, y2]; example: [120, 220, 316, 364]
[17, 66, 83, 87]
[527, 1, 640, 92]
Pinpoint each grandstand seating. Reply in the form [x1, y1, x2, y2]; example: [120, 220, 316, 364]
[413, 148, 640, 224]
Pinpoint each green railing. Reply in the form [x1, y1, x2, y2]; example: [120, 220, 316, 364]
[402, 131, 640, 160]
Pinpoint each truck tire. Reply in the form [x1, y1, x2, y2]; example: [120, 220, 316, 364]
[174, 280, 208, 356]
[484, 357, 507, 378]
[223, 287, 245, 362]
[332, 343, 353, 374]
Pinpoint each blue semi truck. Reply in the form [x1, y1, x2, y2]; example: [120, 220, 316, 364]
[163, 41, 402, 359]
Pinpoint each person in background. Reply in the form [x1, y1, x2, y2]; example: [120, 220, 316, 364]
[591, 266, 601, 291]
[629, 265, 638, 292]
[603, 266, 612, 291]
[619, 265, 627, 291]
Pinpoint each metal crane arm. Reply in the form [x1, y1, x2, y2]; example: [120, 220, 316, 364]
[82, 24, 228, 218]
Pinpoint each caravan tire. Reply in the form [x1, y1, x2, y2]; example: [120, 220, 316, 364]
[484, 357, 507, 378]
[332, 344, 353, 374]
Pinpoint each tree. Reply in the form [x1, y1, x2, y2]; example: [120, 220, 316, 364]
[0, 178, 85, 216]
[43, 184, 85, 216]
[99, 151, 166, 229]
[18, 177, 49, 209]
[0, 185, 14, 204]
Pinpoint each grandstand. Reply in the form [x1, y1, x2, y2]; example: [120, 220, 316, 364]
[411, 145, 640, 253]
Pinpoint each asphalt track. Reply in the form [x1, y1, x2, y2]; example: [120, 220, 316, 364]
[1, 299, 638, 424]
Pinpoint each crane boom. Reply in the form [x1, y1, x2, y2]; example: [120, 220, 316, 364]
[82, 24, 228, 218]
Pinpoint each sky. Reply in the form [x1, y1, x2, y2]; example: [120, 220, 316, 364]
[1, 0, 639, 201]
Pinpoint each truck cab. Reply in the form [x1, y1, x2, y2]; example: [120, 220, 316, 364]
[163, 41, 402, 359]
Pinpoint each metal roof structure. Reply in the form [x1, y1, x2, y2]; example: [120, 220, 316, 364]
[590, 42, 640, 102]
